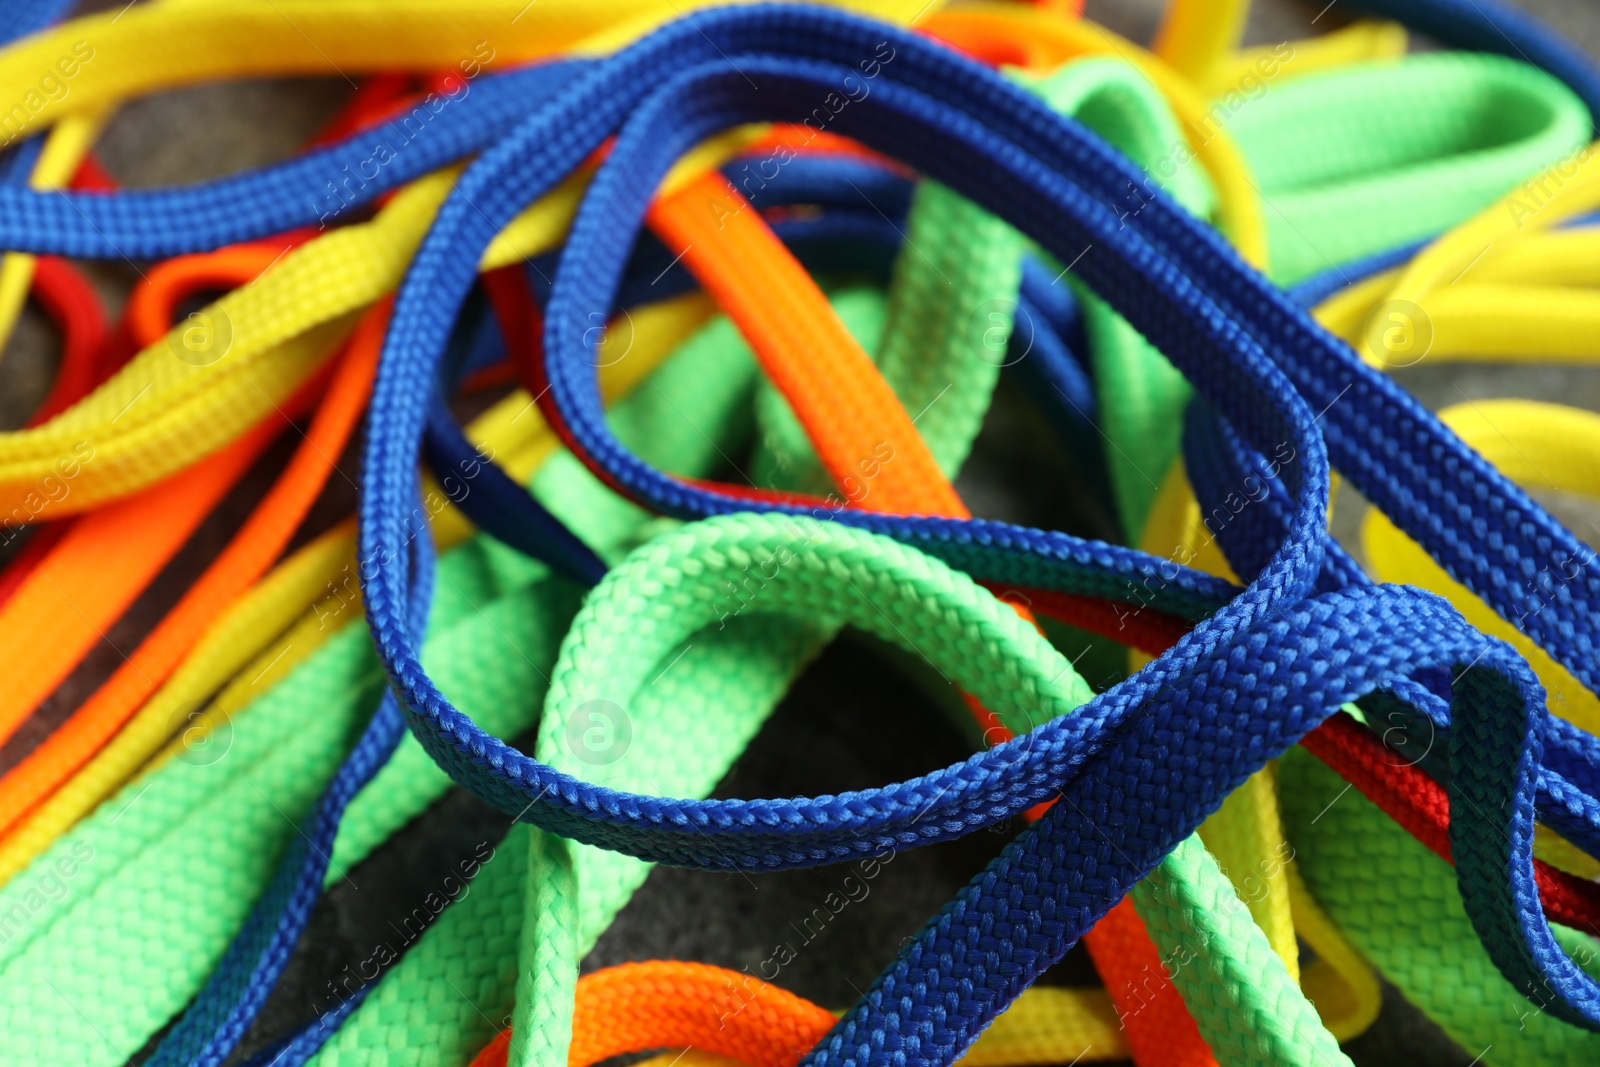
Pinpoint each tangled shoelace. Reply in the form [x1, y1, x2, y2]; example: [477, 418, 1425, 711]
[3, 0, 1600, 1065]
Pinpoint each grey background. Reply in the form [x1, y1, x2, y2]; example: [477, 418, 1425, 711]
[0, 1, 1595, 1065]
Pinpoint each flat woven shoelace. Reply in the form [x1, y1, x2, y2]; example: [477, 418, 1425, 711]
[921, 31, 1446, 1043]
[9, 2, 1600, 1067]
[1164, 188, 1600, 1055]
[470, 959, 1113, 1067]
[1214, 176, 1600, 1062]
[1107, 10, 1600, 1049]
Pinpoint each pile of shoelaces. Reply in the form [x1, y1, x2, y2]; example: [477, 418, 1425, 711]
[5, 0, 1600, 1063]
